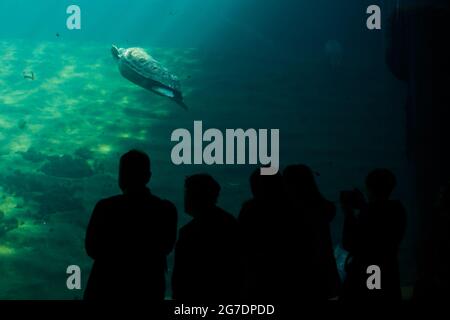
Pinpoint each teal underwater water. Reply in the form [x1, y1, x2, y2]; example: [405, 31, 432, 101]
[0, 0, 411, 299]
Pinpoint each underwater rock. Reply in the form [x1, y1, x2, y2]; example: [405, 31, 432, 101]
[35, 189, 84, 215]
[90, 160, 107, 175]
[20, 147, 46, 163]
[0, 171, 46, 194]
[18, 119, 27, 130]
[0, 171, 84, 218]
[74, 147, 93, 160]
[31, 180, 85, 215]
[0, 216, 19, 238]
[41, 155, 94, 178]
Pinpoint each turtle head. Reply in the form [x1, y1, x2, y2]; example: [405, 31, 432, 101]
[111, 45, 121, 60]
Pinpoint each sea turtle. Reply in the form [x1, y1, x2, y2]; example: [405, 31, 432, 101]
[111, 45, 187, 110]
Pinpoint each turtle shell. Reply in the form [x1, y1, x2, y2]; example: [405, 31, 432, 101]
[121, 47, 181, 92]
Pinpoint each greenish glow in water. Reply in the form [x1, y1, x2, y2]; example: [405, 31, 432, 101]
[0, 40, 200, 299]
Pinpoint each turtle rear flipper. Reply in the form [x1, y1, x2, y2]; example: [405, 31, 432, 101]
[174, 99, 188, 110]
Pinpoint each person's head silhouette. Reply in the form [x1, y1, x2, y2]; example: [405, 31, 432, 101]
[184, 174, 220, 217]
[249, 168, 283, 200]
[118, 150, 151, 193]
[365, 168, 396, 202]
[283, 164, 323, 203]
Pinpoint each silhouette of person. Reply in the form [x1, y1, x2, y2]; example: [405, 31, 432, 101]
[341, 169, 406, 301]
[84, 150, 177, 300]
[171, 174, 241, 301]
[283, 164, 340, 301]
[238, 169, 286, 300]
[414, 180, 450, 301]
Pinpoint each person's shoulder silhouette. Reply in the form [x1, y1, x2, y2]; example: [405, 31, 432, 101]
[84, 150, 177, 301]
[172, 174, 241, 302]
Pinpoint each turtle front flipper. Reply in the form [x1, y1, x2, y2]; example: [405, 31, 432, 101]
[111, 45, 121, 60]
[152, 86, 188, 110]
[152, 86, 175, 98]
